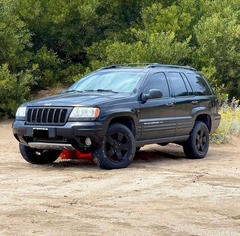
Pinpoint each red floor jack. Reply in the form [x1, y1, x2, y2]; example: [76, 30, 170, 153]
[59, 150, 92, 160]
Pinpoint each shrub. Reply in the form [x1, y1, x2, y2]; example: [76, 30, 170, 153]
[0, 64, 37, 119]
[211, 98, 240, 144]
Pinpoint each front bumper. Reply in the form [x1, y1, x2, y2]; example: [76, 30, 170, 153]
[12, 120, 105, 151]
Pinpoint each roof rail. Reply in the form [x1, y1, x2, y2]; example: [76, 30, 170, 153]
[97, 65, 123, 70]
[98, 63, 197, 71]
[98, 63, 152, 70]
[145, 63, 196, 71]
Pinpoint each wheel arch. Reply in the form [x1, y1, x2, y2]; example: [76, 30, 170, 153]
[108, 116, 136, 137]
[191, 107, 212, 133]
[195, 114, 212, 132]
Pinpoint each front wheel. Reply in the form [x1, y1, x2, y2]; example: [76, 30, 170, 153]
[183, 121, 210, 159]
[19, 143, 61, 164]
[92, 123, 136, 169]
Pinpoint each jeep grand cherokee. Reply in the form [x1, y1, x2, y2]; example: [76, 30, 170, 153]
[12, 63, 221, 169]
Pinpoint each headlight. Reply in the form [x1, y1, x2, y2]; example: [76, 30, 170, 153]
[69, 107, 100, 119]
[16, 106, 26, 117]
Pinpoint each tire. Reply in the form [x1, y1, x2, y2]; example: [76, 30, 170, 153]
[19, 143, 61, 164]
[136, 147, 141, 153]
[92, 123, 136, 169]
[183, 121, 209, 159]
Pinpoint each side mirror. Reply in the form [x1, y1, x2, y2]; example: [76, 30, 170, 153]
[141, 89, 163, 101]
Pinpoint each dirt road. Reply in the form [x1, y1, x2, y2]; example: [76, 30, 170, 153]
[0, 120, 240, 236]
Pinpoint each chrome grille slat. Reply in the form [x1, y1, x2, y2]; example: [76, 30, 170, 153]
[52, 109, 57, 123]
[26, 107, 70, 125]
[40, 109, 44, 122]
[58, 109, 63, 123]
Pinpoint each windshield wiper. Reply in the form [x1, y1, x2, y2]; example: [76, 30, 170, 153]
[65, 89, 118, 94]
[64, 89, 84, 93]
[96, 89, 118, 93]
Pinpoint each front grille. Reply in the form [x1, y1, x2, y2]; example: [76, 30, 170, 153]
[27, 107, 70, 125]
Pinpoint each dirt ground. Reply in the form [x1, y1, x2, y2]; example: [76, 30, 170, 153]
[0, 120, 240, 236]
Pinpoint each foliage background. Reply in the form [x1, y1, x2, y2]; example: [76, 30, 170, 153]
[0, 0, 239, 118]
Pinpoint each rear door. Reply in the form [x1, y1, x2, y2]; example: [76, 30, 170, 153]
[139, 72, 175, 140]
[167, 72, 198, 136]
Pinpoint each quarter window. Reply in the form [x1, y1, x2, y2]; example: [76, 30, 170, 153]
[186, 73, 212, 95]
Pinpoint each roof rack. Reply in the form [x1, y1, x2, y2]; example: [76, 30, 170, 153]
[98, 63, 196, 71]
[97, 65, 123, 70]
[145, 63, 196, 71]
[98, 63, 152, 70]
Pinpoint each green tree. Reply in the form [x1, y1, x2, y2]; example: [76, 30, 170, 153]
[0, 0, 34, 118]
[87, 31, 191, 71]
[0, 0, 32, 71]
[194, 0, 240, 98]
[1, 0, 240, 119]
[0, 64, 38, 118]
[15, 0, 164, 84]
[14, 0, 101, 85]
[86, 1, 192, 71]
[31, 46, 61, 89]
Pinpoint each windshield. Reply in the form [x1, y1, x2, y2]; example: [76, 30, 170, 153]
[68, 71, 143, 93]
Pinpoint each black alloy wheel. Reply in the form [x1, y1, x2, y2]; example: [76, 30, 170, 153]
[92, 123, 136, 169]
[183, 121, 210, 159]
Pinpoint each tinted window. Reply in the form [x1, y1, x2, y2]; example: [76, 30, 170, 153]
[181, 73, 194, 96]
[186, 73, 212, 95]
[144, 72, 170, 97]
[168, 72, 188, 96]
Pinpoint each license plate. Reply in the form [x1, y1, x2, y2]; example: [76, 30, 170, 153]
[33, 128, 49, 138]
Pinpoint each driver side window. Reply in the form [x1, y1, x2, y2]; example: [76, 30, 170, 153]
[144, 72, 170, 97]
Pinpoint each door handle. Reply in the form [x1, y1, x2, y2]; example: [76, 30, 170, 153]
[166, 103, 174, 107]
[192, 101, 198, 105]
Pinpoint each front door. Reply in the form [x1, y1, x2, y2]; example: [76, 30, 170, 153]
[139, 72, 175, 140]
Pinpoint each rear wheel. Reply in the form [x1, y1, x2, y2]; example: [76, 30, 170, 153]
[92, 123, 136, 169]
[19, 143, 61, 164]
[183, 121, 209, 159]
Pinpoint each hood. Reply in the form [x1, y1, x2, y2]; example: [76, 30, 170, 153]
[23, 92, 129, 107]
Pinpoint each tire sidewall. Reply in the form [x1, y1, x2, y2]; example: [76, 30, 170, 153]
[19, 143, 60, 164]
[93, 124, 136, 169]
[188, 121, 210, 158]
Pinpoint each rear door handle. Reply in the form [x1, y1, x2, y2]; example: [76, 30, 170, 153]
[192, 101, 198, 105]
[166, 103, 174, 107]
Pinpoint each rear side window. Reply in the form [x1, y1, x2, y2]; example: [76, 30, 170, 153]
[168, 72, 189, 96]
[186, 73, 212, 95]
[143, 72, 170, 97]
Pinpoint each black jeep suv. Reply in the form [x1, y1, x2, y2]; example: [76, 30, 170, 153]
[12, 63, 221, 169]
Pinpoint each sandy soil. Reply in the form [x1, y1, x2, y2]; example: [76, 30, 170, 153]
[0, 119, 240, 236]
